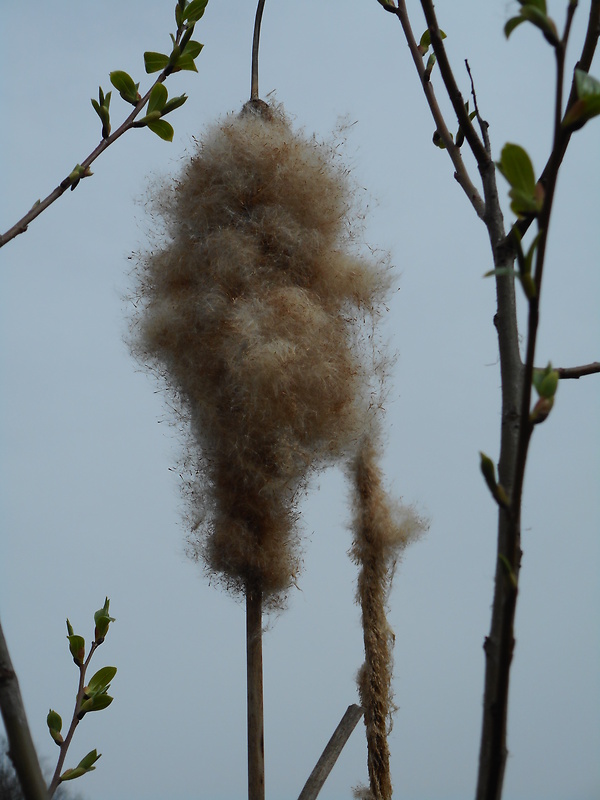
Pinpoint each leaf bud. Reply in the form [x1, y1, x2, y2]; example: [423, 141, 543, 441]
[67, 634, 85, 666]
[47, 709, 63, 745]
[530, 395, 554, 425]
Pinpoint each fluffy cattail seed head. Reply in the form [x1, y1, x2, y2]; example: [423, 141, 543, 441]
[132, 103, 392, 604]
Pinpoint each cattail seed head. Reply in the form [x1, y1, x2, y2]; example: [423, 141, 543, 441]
[132, 103, 393, 604]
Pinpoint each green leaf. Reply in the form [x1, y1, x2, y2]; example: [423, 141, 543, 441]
[80, 693, 114, 714]
[181, 0, 209, 24]
[497, 143, 536, 194]
[505, 16, 526, 38]
[61, 750, 102, 781]
[479, 452, 510, 508]
[79, 750, 101, 770]
[173, 54, 199, 72]
[181, 39, 203, 59]
[47, 709, 62, 732]
[505, 5, 558, 44]
[144, 51, 170, 74]
[418, 27, 447, 56]
[91, 98, 111, 138]
[67, 634, 85, 666]
[147, 119, 175, 141]
[66, 619, 74, 637]
[161, 93, 188, 116]
[563, 70, 600, 129]
[87, 666, 117, 695]
[575, 69, 600, 99]
[94, 597, 115, 643]
[508, 187, 542, 216]
[147, 83, 168, 114]
[533, 363, 559, 398]
[137, 110, 163, 126]
[47, 709, 63, 744]
[109, 71, 140, 104]
[518, 0, 546, 11]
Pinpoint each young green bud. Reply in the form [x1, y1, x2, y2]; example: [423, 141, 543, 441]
[530, 395, 554, 425]
[479, 452, 509, 508]
[67, 633, 85, 666]
[47, 709, 63, 745]
[94, 597, 115, 644]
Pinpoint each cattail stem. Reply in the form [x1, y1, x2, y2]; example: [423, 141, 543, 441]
[298, 704, 364, 800]
[251, 0, 266, 100]
[246, 584, 265, 800]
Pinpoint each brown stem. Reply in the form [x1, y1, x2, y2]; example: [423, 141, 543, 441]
[0, 618, 49, 800]
[418, 0, 489, 168]
[246, 585, 265, 800]
[48, 642, 99, 796]
[556, 361, 600, 379]
[394, 0, 486, 218]
[297, 704, 364, 800]
[251, 0, 266, 100]
[511, 0, 600, 245]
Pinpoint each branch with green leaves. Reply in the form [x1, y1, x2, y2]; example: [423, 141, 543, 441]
[47, 599, 116, 797]
[375, 2, 599, 799]
[0, 0, 209, 250]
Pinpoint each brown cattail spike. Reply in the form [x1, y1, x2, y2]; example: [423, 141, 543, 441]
[350, 439, 425, 800]
[132, 104, 392, 606]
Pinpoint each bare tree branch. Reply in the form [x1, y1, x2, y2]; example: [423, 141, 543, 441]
[556, 361, 600, 380]
[0, 618, 49, 800]
[392, 1, 485, 218]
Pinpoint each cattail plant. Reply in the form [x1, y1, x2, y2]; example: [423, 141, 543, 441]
[131, 4, 424, 797]
[350, 440, 423, 800]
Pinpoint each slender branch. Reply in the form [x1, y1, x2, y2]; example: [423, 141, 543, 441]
[251, 0, 266, 100]
[556, 361, 600, 379]
[475, 7, 590, 797]
[0, 618, 49, 800]
[509, 20, 572, 532]
[48, 642, 99, 796]
[0, 26, 188, 250]
[419, 0, 489, 168]
[394, 0, 486, 218]
[512, 0, 600, 244]
[466, 60, 492, 157]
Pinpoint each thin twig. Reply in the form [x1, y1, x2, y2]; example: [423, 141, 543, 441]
[511, 0, 600, 245]
[393, 0, 486, 218]
[419, 0, 489, 168]
[556, 361, 600, 379]
[465, 59, 492, 157]
[48, 642, 99, 796]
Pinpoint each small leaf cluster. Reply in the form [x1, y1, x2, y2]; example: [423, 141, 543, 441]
[479, 452, 510, 509]
[60, 750, 101, 782]
[496, 143, 544, 218]
[91, 0, 208, 142]
[563, 70, 600, 130]
[531, 362, 559, 424]
[418, 28, 447, 81]
[505, 0, 559, 45]
[47, 599, 117, 788]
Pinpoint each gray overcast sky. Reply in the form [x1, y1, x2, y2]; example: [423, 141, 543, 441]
[1, 2, 599, 799]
